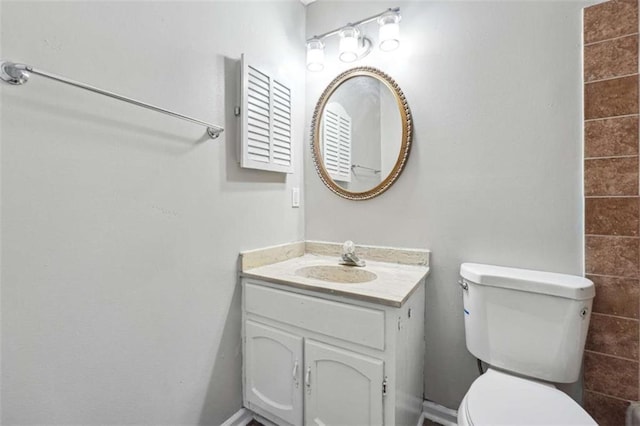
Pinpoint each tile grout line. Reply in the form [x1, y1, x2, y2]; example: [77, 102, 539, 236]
[585, 349, 639, 363]
[584, 32, 640, 47]
[585, 195, 640, 199]
[585, 155, 640, 160]
[586, 234, 640, 239]
[585, 388, 633, 403]
[585, 234, 640, 238]
[586, 72, 640, 85]
[585, 113, 640, 123]
[585, 195, 640, 198]
[591, 311, 640, 322]
[586, 273, 640, 281]
[586, 272, 640, 280]
[585, 349, 640, 363]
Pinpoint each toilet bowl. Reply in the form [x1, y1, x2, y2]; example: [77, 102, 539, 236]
[458, 263, 597, 426]
[457, 369, 596, 425]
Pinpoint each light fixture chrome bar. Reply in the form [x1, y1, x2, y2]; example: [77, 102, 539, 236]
[307, 7, 400, 42]
[0, 60, 224, 139]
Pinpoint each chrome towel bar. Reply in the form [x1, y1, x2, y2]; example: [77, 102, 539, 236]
[0, 60, 224, 139]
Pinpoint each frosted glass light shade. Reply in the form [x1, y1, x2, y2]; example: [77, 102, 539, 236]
[339, 26, 359, 63]
[306, 38, 325, 72]
[378, 11, 401, 52]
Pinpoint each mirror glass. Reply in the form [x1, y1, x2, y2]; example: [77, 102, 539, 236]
[311, 68, 412, 200]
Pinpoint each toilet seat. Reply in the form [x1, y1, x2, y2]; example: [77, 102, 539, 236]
[458, 369, 596, 426]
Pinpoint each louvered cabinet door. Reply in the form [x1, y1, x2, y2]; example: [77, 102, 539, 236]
[304, 339, 384, 426]
[240, 54, 293, 173]
[272, 80, 292, 168]
[244, 65, 271, 166]
[322, 102, 352, 182]
[245, 321, 303, 426]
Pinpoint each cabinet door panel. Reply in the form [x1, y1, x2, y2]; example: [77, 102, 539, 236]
[245, 321, 303, 425]
[305, 339, 384, 426]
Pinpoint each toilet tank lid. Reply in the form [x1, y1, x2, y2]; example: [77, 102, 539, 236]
[460, 263, 595, 300]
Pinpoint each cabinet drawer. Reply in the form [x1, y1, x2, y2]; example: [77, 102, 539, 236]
[245, 282, 385, 350]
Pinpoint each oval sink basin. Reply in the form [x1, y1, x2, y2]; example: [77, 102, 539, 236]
[295, 265, 377, 284]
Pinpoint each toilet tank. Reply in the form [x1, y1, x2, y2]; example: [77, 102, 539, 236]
[460, 263, 595, 383]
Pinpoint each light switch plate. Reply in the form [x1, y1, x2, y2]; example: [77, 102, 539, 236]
[292, 187, 300, 208]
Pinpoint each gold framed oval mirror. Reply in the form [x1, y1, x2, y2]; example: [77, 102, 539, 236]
[311, 67, 412, 200]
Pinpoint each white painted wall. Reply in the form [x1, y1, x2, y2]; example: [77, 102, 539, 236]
[0, 0, 3, 421]
[0, 1, 305, 424]
[306, 0, 591, 409]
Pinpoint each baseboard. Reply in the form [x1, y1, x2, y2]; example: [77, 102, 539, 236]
[221, 408, 279, 426]
[225, 402, 457, 426]
[251, 412, 278, 426]
[416, 412, 427, 426]
[422, 400, 458, 426]
[220, 408, 253, 426]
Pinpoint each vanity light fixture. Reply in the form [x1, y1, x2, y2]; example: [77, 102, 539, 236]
[306, 38, 325, 71]
[306, 7, 401, 71]
[338, 26, 361, 63]
[378, 10, 401, 52]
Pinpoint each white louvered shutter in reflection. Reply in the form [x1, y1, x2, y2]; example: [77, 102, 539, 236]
[323, 103, 351, 182]
[240, 54, 293, 173]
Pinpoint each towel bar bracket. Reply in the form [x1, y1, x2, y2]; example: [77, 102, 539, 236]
[1, 61, 29, 85]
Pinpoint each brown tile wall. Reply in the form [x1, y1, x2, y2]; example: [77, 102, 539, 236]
[584, 1, 639, 423]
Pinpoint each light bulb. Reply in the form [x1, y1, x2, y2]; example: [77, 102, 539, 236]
[306, 38, 325, 72]
[339, 26, 360, 63]
[378, 10, 401, 52]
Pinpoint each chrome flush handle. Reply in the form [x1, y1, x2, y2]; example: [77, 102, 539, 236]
[458, 279, 469, 291]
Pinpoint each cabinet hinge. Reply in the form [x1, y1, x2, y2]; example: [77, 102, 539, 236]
[382, 376, 388, 397]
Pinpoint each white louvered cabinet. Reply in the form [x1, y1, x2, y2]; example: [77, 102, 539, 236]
[322, 102, 352, 183]
[240, 54, 293, 173]
[242, 279, 426, 426]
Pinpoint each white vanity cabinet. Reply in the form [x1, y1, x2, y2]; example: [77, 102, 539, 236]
[242, 278, 425, 426]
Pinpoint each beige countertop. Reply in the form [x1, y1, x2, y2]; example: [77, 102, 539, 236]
[241, 252, 430, 307]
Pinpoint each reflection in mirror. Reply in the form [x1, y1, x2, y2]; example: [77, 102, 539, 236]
[311, 67, 412, 200]
[320, 77, 401, 193]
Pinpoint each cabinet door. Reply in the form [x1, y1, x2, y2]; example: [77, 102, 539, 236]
[304, 340, 384, 426]
[245, 321, 303, 426]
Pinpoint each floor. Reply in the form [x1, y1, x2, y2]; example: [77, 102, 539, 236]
[247, 417, 444, 425]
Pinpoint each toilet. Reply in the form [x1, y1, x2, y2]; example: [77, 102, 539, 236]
[458, 263, 597, 425]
